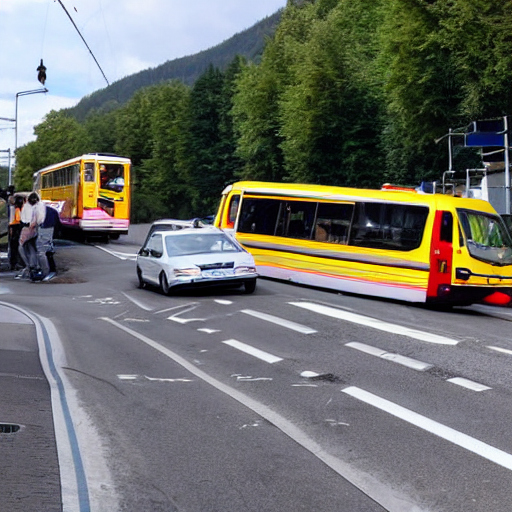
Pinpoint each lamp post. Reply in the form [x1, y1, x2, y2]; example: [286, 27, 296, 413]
[15, 88, 48, 157]
[0, 117, 15, 185]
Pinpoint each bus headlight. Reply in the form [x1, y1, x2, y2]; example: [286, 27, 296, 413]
[235, 266, 257, 275]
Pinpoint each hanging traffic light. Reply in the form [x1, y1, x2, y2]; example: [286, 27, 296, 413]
[37, 59, 47, 85]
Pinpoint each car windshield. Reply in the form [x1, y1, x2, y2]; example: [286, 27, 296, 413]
[165, 232, 241, 257]
[458, 209, 512, 265]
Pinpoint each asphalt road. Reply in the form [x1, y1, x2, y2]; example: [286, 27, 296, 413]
[2, 226, 512, 511]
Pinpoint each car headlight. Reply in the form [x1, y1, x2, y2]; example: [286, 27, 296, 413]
[174, 267, 201, 277]
[235, 266, 257, 275]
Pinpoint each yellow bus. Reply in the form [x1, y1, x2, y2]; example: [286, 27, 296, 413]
[215, 181, 512, 306]
[34, 153, 131, 239]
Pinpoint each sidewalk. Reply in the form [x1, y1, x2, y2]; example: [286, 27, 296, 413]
[0, 302, 62, 511]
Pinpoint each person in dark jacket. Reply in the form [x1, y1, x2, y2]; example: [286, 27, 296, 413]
[37, 204, 60, 281]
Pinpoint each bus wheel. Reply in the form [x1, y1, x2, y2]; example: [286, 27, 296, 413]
[110, 233, 120, 241]
[159, 272, 171, 295]
[244, 279, 257, 294]
[137, 267, 146, 289]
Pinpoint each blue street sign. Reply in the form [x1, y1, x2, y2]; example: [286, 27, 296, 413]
[465, 132, 505, 147]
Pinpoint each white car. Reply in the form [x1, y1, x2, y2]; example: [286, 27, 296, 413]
[136, 225, 258, 294]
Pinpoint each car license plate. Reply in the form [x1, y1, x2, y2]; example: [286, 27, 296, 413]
[203, 269, 232, 278]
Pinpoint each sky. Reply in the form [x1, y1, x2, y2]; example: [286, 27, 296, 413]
[0, 0, 286, 167]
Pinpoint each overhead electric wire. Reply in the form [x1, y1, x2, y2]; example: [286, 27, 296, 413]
[55, 0, 110, 86]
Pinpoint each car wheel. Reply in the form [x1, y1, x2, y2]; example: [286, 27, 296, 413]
[137, 267, 146, 289]
[160, 272, 171, 295]
[244, 279, 256, 294]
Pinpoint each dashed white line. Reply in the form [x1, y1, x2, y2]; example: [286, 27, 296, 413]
[488, 345, 512, 356]
[346, 342, 433, 371]
[342, 386, 512, 471]
[222, 339, 283, 364]
[447, 378, 491, 392]
[290, 302, 459, 345]
[197, 328, 220, 334]
[241, 309, 317, 334]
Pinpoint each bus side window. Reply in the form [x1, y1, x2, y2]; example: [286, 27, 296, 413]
[239, 198, 281, 235]
[227, 195, 240, 228]
[277, 201, 316, 240]
[315, 202, 354, 244]
[440, 211, 453, 243]
[84, 163, 95, 182]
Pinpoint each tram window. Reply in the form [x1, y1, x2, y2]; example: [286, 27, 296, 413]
[350, 203, 428, 251]
[315, 203, 354, 244]
[238, 198, 281, 235]
[227, 195, 239, 228]
[275, 201, 316, 239]
[440, 211, 453, 243]
[84, 163, 95, 182]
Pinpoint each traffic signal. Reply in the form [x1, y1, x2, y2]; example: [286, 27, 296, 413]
[37, 59, 47, 85]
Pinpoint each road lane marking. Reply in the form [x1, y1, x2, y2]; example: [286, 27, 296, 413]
[241, 309, 317, 334]
[197, 328, 221, 334]
[101, 317, 428, 511]
[342, 386, 512, 471]
[222, 339, 283, 364]
[290, 302, 459, 345]
[167, 303, 205, 323]
[488, 345, 512, 356]
[94, 245, 137, 260]
[169, 316, 205, 324]
[122, 292, 154, 311]
[447, 378, 491, 392]
[215, 299, 233, 305]
[346, 342, 433, 371]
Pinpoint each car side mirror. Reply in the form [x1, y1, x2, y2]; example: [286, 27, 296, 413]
[138, 248, 149, 257]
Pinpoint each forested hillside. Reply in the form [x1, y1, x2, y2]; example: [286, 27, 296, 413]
[15, 0, 512, 222]
[67, 11, 282, 122]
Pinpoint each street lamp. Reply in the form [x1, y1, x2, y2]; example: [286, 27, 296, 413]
[15, 88, 48, 157]
[0, 117, 15, 185]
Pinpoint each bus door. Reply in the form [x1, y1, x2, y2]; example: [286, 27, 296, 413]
[81, 161, 97, 213]
[427, 210, 454, 299]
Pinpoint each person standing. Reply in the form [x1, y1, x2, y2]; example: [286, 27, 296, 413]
[37, 203, 60, 281]
[8, 195, 25, 270]
[18, 192, 46, 281]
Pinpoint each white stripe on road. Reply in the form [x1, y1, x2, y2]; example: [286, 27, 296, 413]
[94, 245, 137, 260]
[447, 378, 491, 392]
[222, 339, 283, 364]
[488, 345, 512, 356]
[101, 317, 422, 511]
[290, 302, 459, 345]
[122, 292, 154, 311]
[345, 342, 433, 371]
[342, 386, 512, 471]
[241, 309, 317, 334]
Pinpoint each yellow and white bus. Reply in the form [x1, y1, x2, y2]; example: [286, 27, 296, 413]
[34, 153, 131, 239]
[215, 181, 512, 306]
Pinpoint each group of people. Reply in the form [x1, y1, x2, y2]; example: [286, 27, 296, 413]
[7, 191, 58, 282]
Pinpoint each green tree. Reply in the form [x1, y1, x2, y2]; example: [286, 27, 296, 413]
[142, 81, 191, 220]
[14, 110, 88, 189]
[232, 1, 315, 181]
[182, 65, 229, 215]
[279, 0, 385, 187]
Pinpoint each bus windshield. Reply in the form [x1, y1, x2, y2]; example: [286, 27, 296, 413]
[100, 163, 125, 192]
[458, 209, 512, 266]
